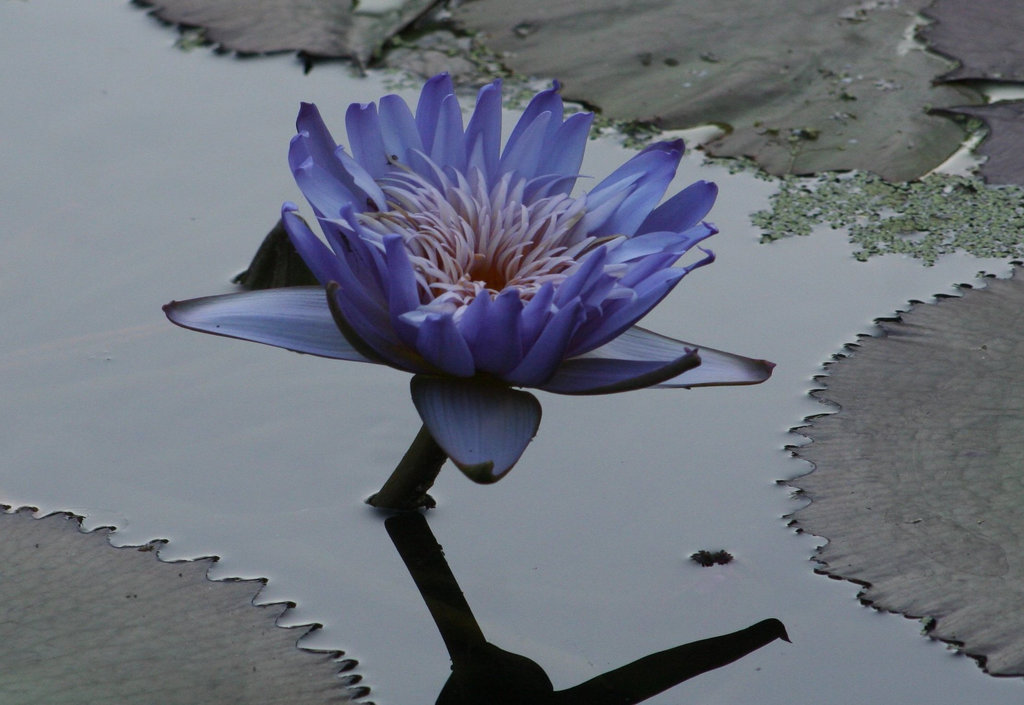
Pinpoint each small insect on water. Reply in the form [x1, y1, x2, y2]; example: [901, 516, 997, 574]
[691, 549, 734, 567]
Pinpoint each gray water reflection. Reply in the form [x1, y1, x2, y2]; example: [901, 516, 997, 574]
[387, 511, 788, 704]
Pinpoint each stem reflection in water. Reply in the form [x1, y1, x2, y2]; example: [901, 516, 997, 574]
[386, 512, 789, 704]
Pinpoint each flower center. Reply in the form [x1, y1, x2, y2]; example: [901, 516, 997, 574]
[357, 168, 597, 309]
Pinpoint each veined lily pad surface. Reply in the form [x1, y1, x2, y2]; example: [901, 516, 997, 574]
[134, 0, 436, 64]
[0, 508, 362, 703]
[921, 0, 1024, 82]
[792, 269, 1024, 676]
[937, 102, 1024, 186]
[2, 1, 1024, 703]
[919, 2, 1024, 185]
[133, 0, 1024, 185]
[454, 0, 979, 181]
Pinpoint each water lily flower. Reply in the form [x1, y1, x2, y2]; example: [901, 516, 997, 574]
[164, 74, 773, 493]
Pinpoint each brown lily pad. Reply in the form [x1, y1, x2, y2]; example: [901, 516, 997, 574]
[937, 101, 1024, 185]
[455, 0, 981, 180]
[790, 267, 1024, 676]
[134, 0, 437, 64]
[919, 0, 1024, 83]
[0, 507, 365, 703]
[916, 2, 1024, 185]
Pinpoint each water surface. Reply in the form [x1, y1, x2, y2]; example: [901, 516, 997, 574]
[2, 2, 1022, 703]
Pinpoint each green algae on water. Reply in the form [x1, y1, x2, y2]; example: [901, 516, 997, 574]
[752, 171, 1024, 264]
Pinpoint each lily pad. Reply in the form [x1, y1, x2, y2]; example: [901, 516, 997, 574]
[134, 0, 437, 64]
[0, 507, 365, 703]
[454, 0, 980, 180]
[915, 1, 1024, 185]
[936, 102, 1024, 185]
[919, 0, 1024, 82]
[790, 268, 1024, 675]
[234, 218, 319, 289]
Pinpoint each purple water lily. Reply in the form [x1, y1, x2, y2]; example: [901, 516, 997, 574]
[165, 74, 773, 489]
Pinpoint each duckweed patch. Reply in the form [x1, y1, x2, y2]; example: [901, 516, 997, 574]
[752, 172, 1024, 264]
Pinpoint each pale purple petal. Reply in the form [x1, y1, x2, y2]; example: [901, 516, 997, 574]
[519, 281, 555, 348]
[378, 94, 423, 163]
[465, 288, 524, 374]
[327, 283, 431, 373]
[553, 246, 608, 307]
[504, 83, 563, 162]
[289, 156, 359, 221]
[429, 93, 466, 170]
[454, 288, 489, 346]
[578, 187, 631, 235]
[345, 102, 390, 178]
[523, 174, 579, 202]
[589, 326, 775, 387]
[577, 272, 617, 311]
[164, 287, 373, 362]
[568, 268, 686, 355]
[411, 375, 541, 483]
[415, 73, 454, 154]
[607, 224, 715, 264]
[307, 225, 419, 369]
[317, 215, 388, 292]
[539, 347, 701, 395]
[585, 146, 661, 205]
[291, 103, 361, 217]
[637, 180, 718, 235]
[281, 205, 343, 285]
[614, 252, 680, 289]
[586, 141, 684, 237]
[291, 103, 341, 173]
[616, 244, 713, 290]
[506, 299, 583, 386]
[498, 110, 551, 179]
[415, 313, 475, 377]
[405, 148, 449, 190]
[382, 234, 421, 315]
[464, 80, 502, 179]
[382, 233, 423, 346]
[334, 149, 387, 210]
[537, 112, 593, 180]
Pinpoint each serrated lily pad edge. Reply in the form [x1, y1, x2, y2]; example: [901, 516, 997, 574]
[780, 271, 1024, 677]
[784, 387, 991, 672]
[0, 504, 372, 701]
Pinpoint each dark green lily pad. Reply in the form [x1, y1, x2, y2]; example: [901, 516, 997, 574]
[454, 0, 981, 180]
[0, 507, 365, 703]
[920, 0, 1024, 82]
[134, 0, 437, 64]
[936, 102, 1024, 186]
[790, 268, 1024, 675]
[234, 218, 318, 289]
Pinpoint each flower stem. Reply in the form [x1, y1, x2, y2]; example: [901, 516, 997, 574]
[367, 424, 447, 510]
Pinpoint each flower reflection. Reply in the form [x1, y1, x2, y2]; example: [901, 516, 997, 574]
[164, 75, 773, 491]
[386, 512, 789, 704]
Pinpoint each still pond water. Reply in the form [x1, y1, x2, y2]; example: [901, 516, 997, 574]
[2, 1, 1022, 703]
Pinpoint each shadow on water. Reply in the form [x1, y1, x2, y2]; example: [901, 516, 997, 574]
[386, 512, 789, 705]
